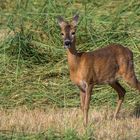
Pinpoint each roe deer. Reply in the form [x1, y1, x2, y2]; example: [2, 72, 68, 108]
[57, 15, 140, 126]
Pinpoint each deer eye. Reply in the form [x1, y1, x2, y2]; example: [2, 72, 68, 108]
[71, 32, 75, 35]
[61, 33, 64, 36]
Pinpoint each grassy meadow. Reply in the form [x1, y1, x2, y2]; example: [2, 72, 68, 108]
[0, 0, 140, 139]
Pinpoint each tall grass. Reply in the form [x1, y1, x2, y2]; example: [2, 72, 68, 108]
[0, 0, 140, 112]
[0, 0, 140, 109]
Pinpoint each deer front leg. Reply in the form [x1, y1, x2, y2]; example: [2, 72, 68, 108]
[83, 84, 93, 127]
[80, 91, 85, 115]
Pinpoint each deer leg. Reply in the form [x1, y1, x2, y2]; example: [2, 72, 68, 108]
[110, 81, 126, 118]
[121, 61, 140, 92]
[83, 84, 93, 127]
[80, 91, 85, 114]
[124, 73, 140, 92]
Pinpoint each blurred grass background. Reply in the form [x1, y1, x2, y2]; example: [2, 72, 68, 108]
[0, 0, 140, 109]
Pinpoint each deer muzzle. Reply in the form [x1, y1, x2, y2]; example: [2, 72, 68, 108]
[64, 39, 71, 49]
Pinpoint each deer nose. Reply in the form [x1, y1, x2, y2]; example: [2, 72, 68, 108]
[64, 40, 71, 46]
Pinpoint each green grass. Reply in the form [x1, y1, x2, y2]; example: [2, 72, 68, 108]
[0, 0, 140, 109]
[0, 129, 93, 140]
[0, 0, 140, 139]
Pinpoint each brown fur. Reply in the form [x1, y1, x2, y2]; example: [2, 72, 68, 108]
[57, 15, 140, 126]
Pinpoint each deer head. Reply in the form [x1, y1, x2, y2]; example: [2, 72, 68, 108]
[57, 15, 79, 49]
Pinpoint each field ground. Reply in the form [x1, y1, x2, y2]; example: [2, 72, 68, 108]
[0, 107, 140, 140]
[0, 0, 140, 139]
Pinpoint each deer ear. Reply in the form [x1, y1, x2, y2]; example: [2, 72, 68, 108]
[72, 14, 79, 27]
[57, 16, 65, 27]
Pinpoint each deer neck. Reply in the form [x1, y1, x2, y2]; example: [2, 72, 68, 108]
[66, 39, 78, 72]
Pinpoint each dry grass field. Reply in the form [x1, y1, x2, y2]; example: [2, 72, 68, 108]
[0, 107, 140, 139]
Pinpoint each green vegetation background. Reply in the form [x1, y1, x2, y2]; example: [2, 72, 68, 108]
[0, 0, 140, 109]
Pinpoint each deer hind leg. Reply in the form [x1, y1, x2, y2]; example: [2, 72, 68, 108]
[121, 61, 140, 92]
[110, 81, 126, 119]
[124, 72, 140, 92]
